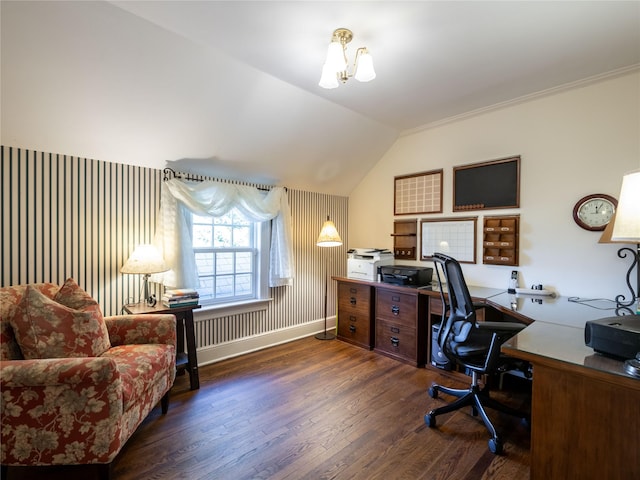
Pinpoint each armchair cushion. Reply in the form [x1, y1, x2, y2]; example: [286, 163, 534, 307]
[9, 285, 111, 359]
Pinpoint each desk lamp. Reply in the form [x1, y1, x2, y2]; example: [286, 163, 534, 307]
[599, 169, 640, 315]
[315, 216, 343, 340]
[121, 244, 169, 306]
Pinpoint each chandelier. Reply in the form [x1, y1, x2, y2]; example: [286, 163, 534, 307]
[318, 28, 376, 89]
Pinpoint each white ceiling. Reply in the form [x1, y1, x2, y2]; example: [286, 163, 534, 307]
[2, 1, 639, 195]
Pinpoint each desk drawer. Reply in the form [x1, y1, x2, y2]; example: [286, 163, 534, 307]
[338, 283, 372, 316]
[375, 319, 417, 362]
[376, 288, 417, 326]
[337, 312, 372, 348]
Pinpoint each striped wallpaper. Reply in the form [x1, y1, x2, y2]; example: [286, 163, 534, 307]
[1, 146, 348, 352]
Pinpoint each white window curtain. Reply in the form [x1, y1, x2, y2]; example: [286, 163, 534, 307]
[153, 178, 294, 288]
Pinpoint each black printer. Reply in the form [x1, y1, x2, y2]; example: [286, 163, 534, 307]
[379, 265, 433, 287]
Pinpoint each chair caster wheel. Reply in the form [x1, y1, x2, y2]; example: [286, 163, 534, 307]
[428, 386, 438, 399]
[424, 412, 436, 428]
[488, 437, 503, 455]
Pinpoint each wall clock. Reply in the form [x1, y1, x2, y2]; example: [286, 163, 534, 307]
[572, 194, 617, 231]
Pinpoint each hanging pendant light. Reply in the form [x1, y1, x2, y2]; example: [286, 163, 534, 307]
[319, 28, 376, 89]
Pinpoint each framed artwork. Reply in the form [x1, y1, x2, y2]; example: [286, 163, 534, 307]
[420, 217, 477, 264]
[394, 169, 443, 215]
[453, 156, 520, 211]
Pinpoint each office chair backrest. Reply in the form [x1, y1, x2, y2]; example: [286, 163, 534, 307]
[432, 252, 477, 349]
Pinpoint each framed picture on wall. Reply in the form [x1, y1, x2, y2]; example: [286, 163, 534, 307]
[453, 156, 520, 211]
[394, 169, 443, 215]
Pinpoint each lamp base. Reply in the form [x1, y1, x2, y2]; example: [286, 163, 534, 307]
[315, 331, 336, 341]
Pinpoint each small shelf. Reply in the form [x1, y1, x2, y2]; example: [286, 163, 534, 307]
[392, 219, 418, 259]
[482, 215, 519, 266]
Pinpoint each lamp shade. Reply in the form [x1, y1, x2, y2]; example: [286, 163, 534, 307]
[354, 50, 376, 82]
[319, 63, 339, 89]
[598, 211, 626, 244]
[121, 244, 169, 274]
[611, 169, 640, 243]
[324, 40, 347, 72]
[317, 217, 342, 247]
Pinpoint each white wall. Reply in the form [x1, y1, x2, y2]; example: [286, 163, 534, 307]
[349, 71, 640, 300]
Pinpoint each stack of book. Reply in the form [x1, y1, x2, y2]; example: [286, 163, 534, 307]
[162, 288, 200, 308]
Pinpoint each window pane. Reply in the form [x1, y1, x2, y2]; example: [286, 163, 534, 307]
[236, 252, 253, 273]
[198, 277, 214, 301]
[214, 226, 232, 247]
[235, 274, 253, 296]
[216, 276, 234, 297]
[233, 226, 251, 247]
[195, 253, 214, 275]
[216, 252, 234, 275]
[193, 225, 213, 248]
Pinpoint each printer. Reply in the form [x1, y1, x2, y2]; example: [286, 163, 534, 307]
[380, 265, 433, 288]
[347, 248, 394, 281]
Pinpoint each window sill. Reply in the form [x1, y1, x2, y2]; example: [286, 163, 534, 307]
[193, 298, 272, 320]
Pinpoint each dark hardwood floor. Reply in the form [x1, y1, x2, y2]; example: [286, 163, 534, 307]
[6, 336, 531, 480]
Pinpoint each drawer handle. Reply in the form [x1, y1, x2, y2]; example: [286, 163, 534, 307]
[391, 336, 400, 347]
[392, 295, 400, 302]
[391, 305, 400, 315]
[350, 297, 357, 305]
[349, 325, 356, 333]
[390, 326, 400, 334]
[350, 288, 357, 293]
[350, 315, 357, 322]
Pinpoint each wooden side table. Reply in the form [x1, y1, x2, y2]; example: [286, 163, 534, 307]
[123, 302, 201, 390]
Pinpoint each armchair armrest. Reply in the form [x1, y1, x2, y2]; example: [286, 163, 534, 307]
[105, 314, 176, 347]
[1, 357, 126, 466]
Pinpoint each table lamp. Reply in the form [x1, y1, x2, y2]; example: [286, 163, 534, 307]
[599, 169, 640, 314]
[315, 216, 343, 340]
[121, 244, 169, 305]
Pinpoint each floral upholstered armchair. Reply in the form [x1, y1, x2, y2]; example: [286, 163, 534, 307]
[0, 280, 177, 480]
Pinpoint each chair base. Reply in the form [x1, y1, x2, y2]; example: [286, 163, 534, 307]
[424, 373, 529, 454]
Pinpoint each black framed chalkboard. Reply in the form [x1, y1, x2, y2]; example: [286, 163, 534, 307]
[453, 156, 520, 211]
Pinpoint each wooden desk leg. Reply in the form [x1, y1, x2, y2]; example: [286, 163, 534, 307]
[183, 310, 200, 390]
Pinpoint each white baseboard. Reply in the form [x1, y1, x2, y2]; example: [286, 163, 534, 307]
[196, 316, 337, 366]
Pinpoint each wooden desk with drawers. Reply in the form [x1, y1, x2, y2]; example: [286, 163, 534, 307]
[334, 276, 504, 366]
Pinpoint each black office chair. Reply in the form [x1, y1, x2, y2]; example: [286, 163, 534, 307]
[425, 253, 528, 454]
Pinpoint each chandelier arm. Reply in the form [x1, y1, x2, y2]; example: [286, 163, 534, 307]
[352, 47, 367, 77]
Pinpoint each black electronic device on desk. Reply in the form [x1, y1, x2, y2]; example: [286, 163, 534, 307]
[584, 315, 640, 361]
[380, 265, 433, 287]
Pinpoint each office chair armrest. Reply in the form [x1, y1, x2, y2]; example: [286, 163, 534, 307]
[476, 321, 525, 334]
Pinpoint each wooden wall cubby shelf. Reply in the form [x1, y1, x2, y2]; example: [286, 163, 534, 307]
[482, 215, 519, 266]
[391, 219, 417, 259]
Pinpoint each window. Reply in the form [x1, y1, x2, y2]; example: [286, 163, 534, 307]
[191, 208, 268, 306]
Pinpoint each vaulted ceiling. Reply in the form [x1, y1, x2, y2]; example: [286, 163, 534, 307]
[2, 1, 639, 195]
